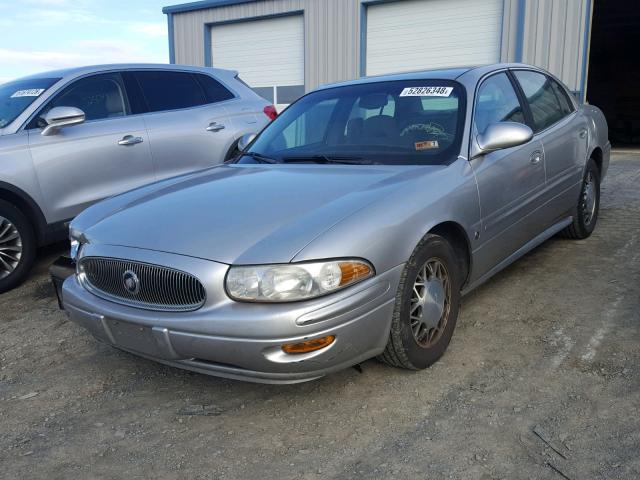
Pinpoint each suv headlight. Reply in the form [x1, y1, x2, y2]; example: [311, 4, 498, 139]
[69, 227, 84, 261]
[225, 259, 374, 302]
[70, 239, 81, 261]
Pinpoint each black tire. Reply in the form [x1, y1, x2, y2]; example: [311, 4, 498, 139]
[224, 141, 242, 162]
[378, 234, 461, 370]
[0, 200, 36, 293]
[559, 158, 600, 240]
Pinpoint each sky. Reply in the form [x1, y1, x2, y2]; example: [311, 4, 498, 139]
[0, 0, 172, 84]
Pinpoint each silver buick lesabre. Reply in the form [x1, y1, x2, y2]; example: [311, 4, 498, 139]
[61, 63, 610, 384]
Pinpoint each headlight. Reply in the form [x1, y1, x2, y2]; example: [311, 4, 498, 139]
[225, 259, 374, 302]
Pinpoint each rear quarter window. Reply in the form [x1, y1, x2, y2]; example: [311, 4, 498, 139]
[195, 74, 235, 103]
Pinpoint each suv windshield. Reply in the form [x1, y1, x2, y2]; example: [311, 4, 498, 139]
[0, 78, 60, 128]
[238, 80, 465, 165]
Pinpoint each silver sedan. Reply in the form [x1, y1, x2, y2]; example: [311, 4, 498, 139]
[61, 63, 610, 384]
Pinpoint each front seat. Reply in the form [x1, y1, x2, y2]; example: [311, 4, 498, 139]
[104, 89, 125, 118]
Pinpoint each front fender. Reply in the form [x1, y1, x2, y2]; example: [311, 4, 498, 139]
[292, 158, 481, 275]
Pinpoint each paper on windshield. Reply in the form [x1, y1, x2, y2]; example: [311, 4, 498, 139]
[10, 89, 46, 98]
[399, 86, 453, 97]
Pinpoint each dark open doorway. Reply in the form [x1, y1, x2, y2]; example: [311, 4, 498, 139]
[587, 0, 640, 146]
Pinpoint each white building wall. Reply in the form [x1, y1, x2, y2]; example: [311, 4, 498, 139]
[169, 0, 591, 96]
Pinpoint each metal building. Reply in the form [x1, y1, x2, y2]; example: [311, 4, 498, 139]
[163, 0, 639, 144]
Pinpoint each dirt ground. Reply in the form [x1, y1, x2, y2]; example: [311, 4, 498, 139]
[1, 152, 639, 480]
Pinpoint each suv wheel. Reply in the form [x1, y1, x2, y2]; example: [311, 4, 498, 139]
[0, 200, 36, 293]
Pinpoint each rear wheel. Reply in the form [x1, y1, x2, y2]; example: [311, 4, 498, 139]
[559, 158, 600, 239]
[0, 200, 36, 293]
[378, 234, 461, 370]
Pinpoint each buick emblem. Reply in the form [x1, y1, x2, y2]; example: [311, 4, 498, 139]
[122, 270, 140, 295]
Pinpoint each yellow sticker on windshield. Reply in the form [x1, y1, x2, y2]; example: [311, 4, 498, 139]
[415, 140, 439, 151]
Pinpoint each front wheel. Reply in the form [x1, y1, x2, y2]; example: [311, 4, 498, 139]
[560, 158, 600, 239]
[0, 200, 36, 293]
[378, 234, 461, 370]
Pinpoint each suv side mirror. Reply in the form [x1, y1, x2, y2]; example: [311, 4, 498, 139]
[237, 133, 257, 152]
[41, 106, 85, 136]
[471, 122, 533, 158]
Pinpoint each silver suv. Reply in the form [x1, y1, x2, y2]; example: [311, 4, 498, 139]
[0, 64, 273, 291]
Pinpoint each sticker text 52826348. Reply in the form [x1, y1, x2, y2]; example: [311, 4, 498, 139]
[10, 89, 46, 98]
[399, 86, 453, 97]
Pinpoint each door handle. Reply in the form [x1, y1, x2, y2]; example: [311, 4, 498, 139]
[118, 135, 144, 146]
[206, 122, 226, 132]
[530, 151, 543, 165]
[579, 129, 587, 139]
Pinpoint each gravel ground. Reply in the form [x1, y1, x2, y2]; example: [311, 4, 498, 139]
[1, 152, 639, 480]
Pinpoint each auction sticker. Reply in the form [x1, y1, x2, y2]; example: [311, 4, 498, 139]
[10, 89, 45, 98]
[400, 86, 453, 97]
[415, 140, 439, 151]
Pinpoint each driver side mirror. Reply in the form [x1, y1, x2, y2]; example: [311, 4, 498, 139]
[471, 122, 533, 159]
[41, 106, 85, 136]
[237, 133, 257, 152]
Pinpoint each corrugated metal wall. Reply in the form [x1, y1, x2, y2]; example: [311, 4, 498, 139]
[170, 0, 591, 94]
[519, 0, 591, 92]
[172, 0, 363, 91]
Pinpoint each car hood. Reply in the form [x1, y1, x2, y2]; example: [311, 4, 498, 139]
[77, 163, 440, 264]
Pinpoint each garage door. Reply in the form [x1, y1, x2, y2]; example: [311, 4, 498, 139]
[365, 0, 503, 76]
[210, 15, 304, 110]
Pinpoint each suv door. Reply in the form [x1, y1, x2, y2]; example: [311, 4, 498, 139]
[512, 70, 588, 223]
[27, 72, 154, 223]
[469, 71, 546, 278]
[129, 70, 235, 180]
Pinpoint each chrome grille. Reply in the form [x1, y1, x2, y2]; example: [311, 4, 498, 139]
[78, 257, 206, 312]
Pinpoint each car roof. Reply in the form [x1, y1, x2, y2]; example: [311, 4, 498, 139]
[9, 63, 237, 82]
[317, 63, 544, 90]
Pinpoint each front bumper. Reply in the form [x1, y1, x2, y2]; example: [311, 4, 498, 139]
[62, 244, 402, 384]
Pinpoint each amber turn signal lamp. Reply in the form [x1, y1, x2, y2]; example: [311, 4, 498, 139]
[282, 335, 335, 354]
[338, 262, 372, 286]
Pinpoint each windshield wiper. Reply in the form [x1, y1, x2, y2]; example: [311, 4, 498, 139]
[241, 151, 278, 164]
[281, 154, 373, 165]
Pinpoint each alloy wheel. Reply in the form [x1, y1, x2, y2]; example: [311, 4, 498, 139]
[0, 216, 22, 280]
[410, 258, 451, 348]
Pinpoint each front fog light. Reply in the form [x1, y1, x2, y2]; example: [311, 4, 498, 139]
[225, 259, 374, 302]
[282, 335, 335, 354]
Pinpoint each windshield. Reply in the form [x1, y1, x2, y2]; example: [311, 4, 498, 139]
[0, 78, 60, 129]
[238, 79, 465, 165]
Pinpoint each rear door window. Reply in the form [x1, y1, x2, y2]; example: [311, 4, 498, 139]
[513, 70, 568, 132]
[134, 71, 207, 112]
[474, 72, 526, 134]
